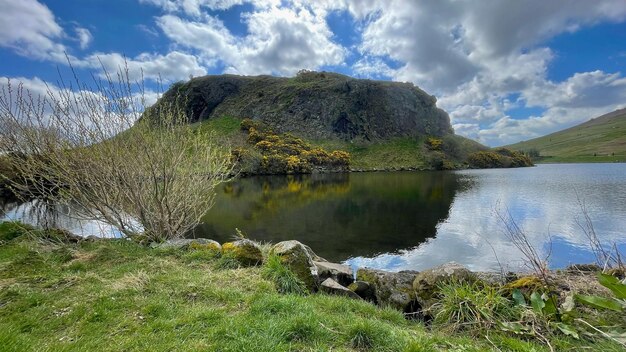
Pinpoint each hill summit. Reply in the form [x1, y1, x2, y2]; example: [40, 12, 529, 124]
[161, 70, 452, 142]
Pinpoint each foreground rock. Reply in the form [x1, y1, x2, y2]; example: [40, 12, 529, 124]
[412, 262, 476, 310]
[151, 238, 222, 251]
[270, 240, 319, 290]
[347, 281, 375, 301]
[320, 278, 361, 299]
[314, 261, 353, 287]
[356, 268, 419, 313]
[222, 239, 263, 266]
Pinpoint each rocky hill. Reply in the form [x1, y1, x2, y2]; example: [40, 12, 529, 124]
[151, 71, 520, 172]
[161, 70, 452, 142]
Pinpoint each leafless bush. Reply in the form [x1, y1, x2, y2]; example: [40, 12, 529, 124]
[575, 196, 624, 272]
[495, 206, 552, 285]
[0, 63, 233, 241]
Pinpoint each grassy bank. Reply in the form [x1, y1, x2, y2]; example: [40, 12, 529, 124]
[1, 223, 623, 351]
[195, 116, 488, 172]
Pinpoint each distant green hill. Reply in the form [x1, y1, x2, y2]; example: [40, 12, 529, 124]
[506, 108, 626, 163]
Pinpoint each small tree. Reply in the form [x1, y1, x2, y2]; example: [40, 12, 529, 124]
[0, 65, 233, 241]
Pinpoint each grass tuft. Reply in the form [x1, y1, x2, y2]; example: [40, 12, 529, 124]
[432, 280, 521, 332]
[261, 254, 307, 295]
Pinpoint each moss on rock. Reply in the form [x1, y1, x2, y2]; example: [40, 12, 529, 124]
[412, 262, 476, 310]
[222, 239, 263, 266]
[270, 240, 318, 291]
[356, 268, 419, 311]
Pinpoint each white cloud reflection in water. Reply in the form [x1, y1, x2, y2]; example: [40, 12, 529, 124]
[346, 164, 626, 273]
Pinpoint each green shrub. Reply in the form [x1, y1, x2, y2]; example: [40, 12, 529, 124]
[425, 137, 443, 151]
[467, 148, 532, 168]
[237, 119, 350, 174]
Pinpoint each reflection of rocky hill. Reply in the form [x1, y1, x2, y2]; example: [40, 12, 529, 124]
[195, 172, 462, 262]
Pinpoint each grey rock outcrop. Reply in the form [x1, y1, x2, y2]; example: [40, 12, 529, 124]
[314, 261, 353, 287]
[356, 268, 419, 312]
[270, 240, 319, 291]
[156, 71, 453, 142]
[320, 278, 361, 299]
[347, 280, 375, 301]
[412, 262, 476, 309]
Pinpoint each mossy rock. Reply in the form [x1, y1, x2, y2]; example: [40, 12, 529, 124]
[356, 268, 419, 311]
[412, 262, 476, 309]
[151, 238, 221, 251]
[348, 280, 376, 301]
[504, 276, 544, 291]
[222, 239, 263, 266]
[189, 239, 222, 253]
[270, 240, 318, 291]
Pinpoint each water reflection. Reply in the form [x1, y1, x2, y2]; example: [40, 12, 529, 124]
[196, 172, 463, 261]
[3, 164, 625, 272]
[1, 197, 120, 238]
[347, 164, 626, 272]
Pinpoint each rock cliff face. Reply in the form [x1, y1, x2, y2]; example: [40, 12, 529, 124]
[160, 71, 453, 141]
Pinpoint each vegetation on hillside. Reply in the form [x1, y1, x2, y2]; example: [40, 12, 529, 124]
[467, 148, 533, 168]
[506, 108, 626, 163]
[232, 118, 350, 174]
[1, 223, 624, 351]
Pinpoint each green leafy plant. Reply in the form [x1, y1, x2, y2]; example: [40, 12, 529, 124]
[575, 273, 626, 312]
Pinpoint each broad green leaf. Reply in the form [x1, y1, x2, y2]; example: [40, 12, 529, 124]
[574, 294, 624, 312]
[542, 294, 558, 316]
[530, 291, 545, 314]
[554, 322, 579, 339]
[598, 273, 626, 299]
[512, 289, 526, 306]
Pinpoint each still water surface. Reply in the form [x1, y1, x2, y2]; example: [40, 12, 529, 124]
[3, 164, 625, 272]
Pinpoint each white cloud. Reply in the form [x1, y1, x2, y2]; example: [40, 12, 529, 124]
[0, 0, 66, 61]
[345, 0, 626, 145]
[4, 0, 626, 146]
[140, 0, 249, 16]
[75, 27, 93, 50]
[156, 4, 345, 76]
[79, 51, 207, 83]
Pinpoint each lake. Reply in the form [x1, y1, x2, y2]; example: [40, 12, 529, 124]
[2, 163, 626, 272]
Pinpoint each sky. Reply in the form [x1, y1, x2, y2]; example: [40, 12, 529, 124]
[1, 0, 626, 146]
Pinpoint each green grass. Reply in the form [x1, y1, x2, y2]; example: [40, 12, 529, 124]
[506, 109, 626, 163]
[194, 115, 243, 137]
[311, 134, 485, 170]
[311, 137, 428, 170]
[1, 225, 622, 351]
[193, 115, 488, 171]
